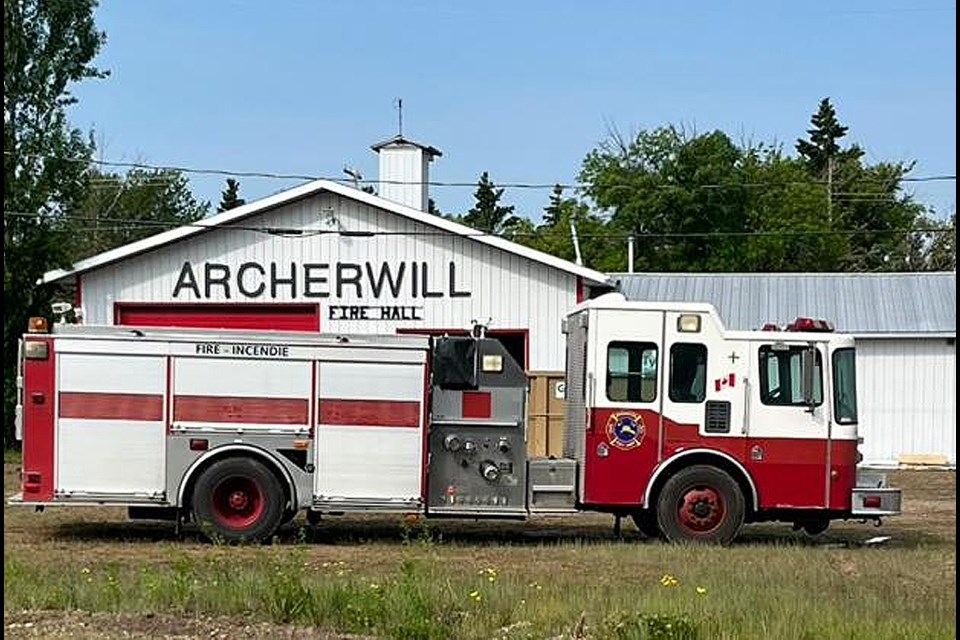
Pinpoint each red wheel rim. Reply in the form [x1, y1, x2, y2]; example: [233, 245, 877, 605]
[677, 486, 725, 534]
[211, 476, 265, 529]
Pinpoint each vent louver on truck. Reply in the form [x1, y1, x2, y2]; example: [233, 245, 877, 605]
[705, 401, 731, 433]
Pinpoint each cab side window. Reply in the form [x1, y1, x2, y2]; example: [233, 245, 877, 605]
[669, 343, 707, 403]
[607, 341, 658, 403]
[759, 345, 822, 406]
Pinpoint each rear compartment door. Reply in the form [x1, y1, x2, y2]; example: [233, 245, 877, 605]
[314, 358, 427, 508]
[56, 351, 167, 498]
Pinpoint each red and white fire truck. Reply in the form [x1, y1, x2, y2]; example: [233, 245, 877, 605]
[12, 293, 901, 544]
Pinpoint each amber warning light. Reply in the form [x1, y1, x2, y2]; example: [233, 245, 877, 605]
[27, 317, 49, 333]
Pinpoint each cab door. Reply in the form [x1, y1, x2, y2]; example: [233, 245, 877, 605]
[745, 342, 830, 509]
[582, 309, 663, 506]
[659, 311, 747, 463]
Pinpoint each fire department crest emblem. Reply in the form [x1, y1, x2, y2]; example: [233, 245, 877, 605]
[605, 412, 645, 450]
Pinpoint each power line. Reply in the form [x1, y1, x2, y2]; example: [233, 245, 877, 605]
[4, 210, 954, 239]
[3, 150, 955, 192]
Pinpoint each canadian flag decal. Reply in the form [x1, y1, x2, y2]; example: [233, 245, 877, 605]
[714, 374, 736, 392]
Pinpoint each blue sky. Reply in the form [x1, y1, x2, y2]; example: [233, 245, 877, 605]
[70, 1, 956, 221]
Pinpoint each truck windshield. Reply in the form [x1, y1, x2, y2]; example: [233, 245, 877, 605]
[832, 348, 858, 424]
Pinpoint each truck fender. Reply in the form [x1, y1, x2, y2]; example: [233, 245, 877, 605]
[176, 444, 298, 510]
[643, 449, 759, 512]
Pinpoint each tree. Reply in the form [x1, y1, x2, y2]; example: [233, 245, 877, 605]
[926, 213, 956, 271]
[217, 178, 245, 212]
[514, 185, 615, 270]
[542, 184, 565, 226]
[795, 98, 863, 176]
[579, 126, 768, 272]
[578, 105, 931, 274]
[797, 99, 925, 270]
[462, 171, 521, 235]
[68, 168, 210, 260]
[4, 0, 107, 447]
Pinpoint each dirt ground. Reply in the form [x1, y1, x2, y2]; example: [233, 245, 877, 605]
[4, 463, 955, 638]
[3, 610, 374, 640]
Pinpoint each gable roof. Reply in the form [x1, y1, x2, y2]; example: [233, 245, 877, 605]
[615, 272, 956, 337]
[43, 179, 610, 286]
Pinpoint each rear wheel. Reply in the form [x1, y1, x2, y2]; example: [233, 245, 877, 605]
[800, 518, 830, 536]
[192, 457, 285, 543]
[657, 465, 745, 545]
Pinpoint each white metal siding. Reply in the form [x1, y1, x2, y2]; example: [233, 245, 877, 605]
[857, 338, 956, 466]
[80, 192, 577, 371]
[379, 147, 427, 211]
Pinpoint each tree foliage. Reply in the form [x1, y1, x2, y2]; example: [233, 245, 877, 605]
[4, 0, 107, 447]
[217, 178, 245, 212]
[514, 185, 615, 269]
[69, 168, 209, 260]
[463, 172, 522, 236]
[576, 100, 938, 273]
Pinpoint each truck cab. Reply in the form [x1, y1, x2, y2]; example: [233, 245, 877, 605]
[563, 293, 901, 543]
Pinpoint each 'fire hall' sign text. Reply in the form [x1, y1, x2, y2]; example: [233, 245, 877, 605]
[172, 260, 471, 304]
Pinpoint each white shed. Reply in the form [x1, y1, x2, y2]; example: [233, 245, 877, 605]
[616, 272, 957, 468]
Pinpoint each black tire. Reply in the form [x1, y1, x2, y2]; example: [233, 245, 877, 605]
[657, 465, 745, 545]
[280, 509, 299, 526]
[801, 518, 830, 536]
[192, 457, 285, 543]
[632, 510, 661, 539]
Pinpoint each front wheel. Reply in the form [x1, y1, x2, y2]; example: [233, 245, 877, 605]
[192, 457, 285, 543]
[657, 465, 745, 545]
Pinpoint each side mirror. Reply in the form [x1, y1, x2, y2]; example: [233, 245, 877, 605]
[801, 347, 816, 411]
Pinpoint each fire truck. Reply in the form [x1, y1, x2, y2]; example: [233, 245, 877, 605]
[11, 293, 901, 545]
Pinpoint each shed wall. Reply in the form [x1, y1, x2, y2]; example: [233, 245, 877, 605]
[857, 338, 956, 466]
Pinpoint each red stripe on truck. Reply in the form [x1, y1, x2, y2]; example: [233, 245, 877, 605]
[319, 399, 420, 428]
[174, 396, 309, 424]
[59, 392, 164, 421]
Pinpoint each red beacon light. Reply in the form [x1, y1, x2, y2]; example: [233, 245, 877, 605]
[786, 317, 835, 332]
[761, 318, 836, 332]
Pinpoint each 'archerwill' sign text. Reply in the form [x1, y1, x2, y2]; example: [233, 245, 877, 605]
[172, 260, 471, 301]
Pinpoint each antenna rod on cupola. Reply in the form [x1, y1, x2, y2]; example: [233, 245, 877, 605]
[396, 97, 403, 137]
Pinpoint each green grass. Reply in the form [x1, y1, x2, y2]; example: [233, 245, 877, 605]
[4, 538, 955, 640]
[3, 449, 21, 464]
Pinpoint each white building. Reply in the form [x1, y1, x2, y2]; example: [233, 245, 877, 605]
[616, 272, 957, 468]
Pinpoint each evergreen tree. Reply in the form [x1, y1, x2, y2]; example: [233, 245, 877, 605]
[217, 178, 245, 212]
[4, 0, 107, 447]
[462, 171, 520, 235]
[543, 184, 565, 226]
[795, 97, 864, 176]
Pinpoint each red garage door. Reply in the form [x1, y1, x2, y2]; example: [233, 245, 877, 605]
[115, 303, 320, 331]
